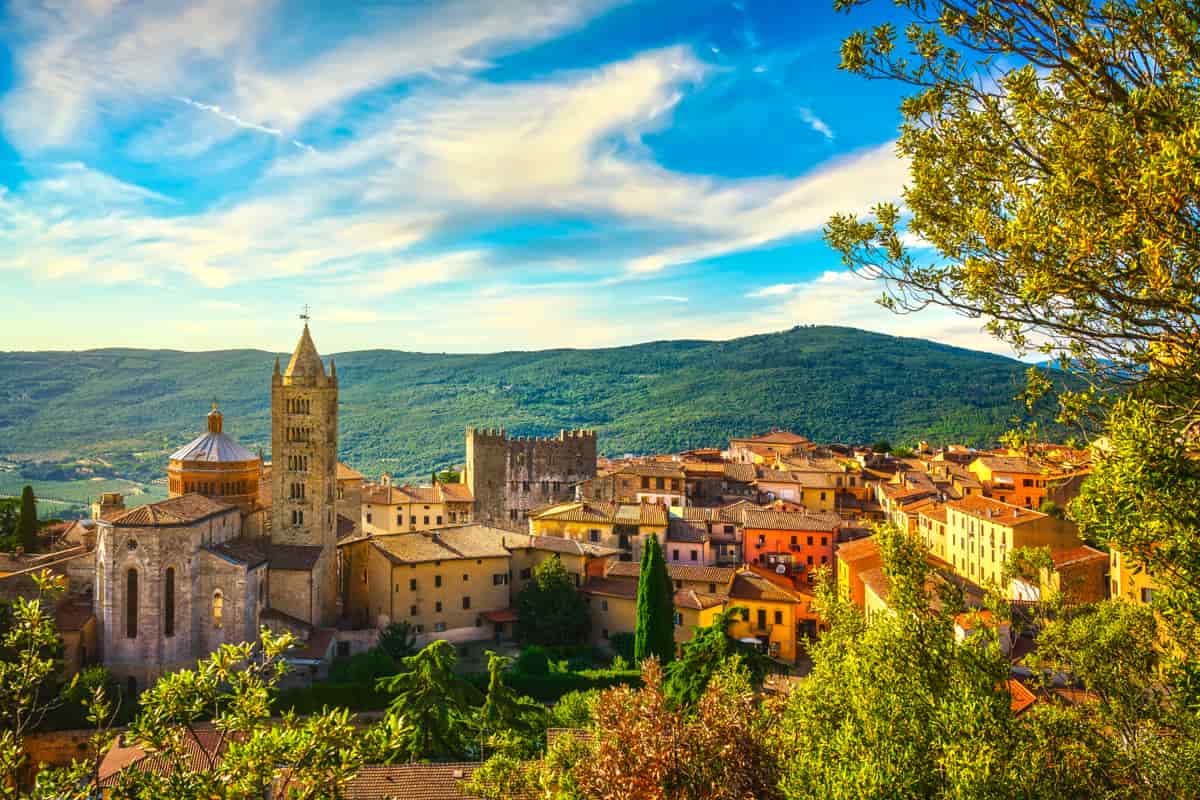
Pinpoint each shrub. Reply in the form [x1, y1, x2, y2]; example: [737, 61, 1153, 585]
[466, 668, 642, 704]
[608, 632, 635, 662]
[273, 682, 391, 715]
[328, 649, 396, 685]
[515, 645, 550, 676]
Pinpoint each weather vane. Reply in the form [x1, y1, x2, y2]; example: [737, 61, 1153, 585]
[300, 304, 311, 322]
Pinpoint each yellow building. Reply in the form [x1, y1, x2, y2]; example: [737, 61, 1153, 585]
[724, 571, 814, 662]
[361, 479, 474, 535]
[504, 534, 620, 596]
[338, 524, 511, 636]
[528, 501, 668, 563]
[580, 577, 725, 650]
[917, 504, 949, 561]
[1109, 546, 1159, 606]
[945, 495, 1084, 592]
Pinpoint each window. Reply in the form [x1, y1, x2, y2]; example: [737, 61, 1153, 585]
[821, 555, 828, 564]
[212, 591, 223, 630]
[520, 568, 532, 580]
[435, 575, 443, 587]
[820, 492, 827, 501]
[435, 601, 443, 612]
[708, 583, 716, 593]
[756, 609, 767, 630]
[673, 612, 683, 626]
[807, 555, 814, 566]
[642, 477, 650, 489]
[337, 641, 351, 658]
[601, 600, 608, 611]
[821, 537, 827, 546]
[409, 578, 417, 590]
[125, 568, 138, 639]
[1141, 587, 1154, 604]
[410, 515, 416, 525]
[807, 535, 813, 546]
[589, 530, 600, 543]
[366, 512, 373, 524]
[410, 605, 418, 616]
[690, 551, 698, 561]
[493, 574, 506, 586]
[774, 610, 783, 625]
[740, 608, 749, 621]
[434, 622, 446, 633]
[672, 549, 680, 560]
[462, 596, 471, 610]
[602, 628, 609, 639]
[436, 516, 443, 525]
[164, 567, 175, 638]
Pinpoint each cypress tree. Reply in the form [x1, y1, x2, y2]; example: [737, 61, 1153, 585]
[634, 534, 675, 666]
[17, 485, 37, 552]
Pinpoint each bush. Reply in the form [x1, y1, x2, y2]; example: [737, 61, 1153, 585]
[515, 645, 550, 676]
[273, 682, 391, 715]
[607, 632, 635, 663]
[327, 649, 396, 685]
[466, 668, 642, 704]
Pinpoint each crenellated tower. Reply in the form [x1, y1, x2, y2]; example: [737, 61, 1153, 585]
[271, 322, 339, 625]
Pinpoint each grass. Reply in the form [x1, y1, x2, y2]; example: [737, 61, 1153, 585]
[0, 477, 168, 518]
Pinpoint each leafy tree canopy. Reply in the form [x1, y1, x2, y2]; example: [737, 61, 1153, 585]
[516, 556, 590, 647]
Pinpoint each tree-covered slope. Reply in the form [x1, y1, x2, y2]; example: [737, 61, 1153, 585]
[0, 326, 1039, 479]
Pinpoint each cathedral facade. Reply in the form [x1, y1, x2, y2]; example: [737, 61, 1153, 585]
[94, 323, 342, 687]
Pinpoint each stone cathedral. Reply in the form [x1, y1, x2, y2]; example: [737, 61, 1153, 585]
[93, 322, 346, 688]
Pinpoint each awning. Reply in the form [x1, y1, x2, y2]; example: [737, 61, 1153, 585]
[481, 608, 520, 624]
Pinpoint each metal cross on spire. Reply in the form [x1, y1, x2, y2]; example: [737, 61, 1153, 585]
[300, 304, 311, 323]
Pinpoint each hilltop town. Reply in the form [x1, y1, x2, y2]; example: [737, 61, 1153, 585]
[0, 323, 1161, 796]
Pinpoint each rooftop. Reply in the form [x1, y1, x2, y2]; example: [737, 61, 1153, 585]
[947, 495, 1047, 526]
[605, 561, 736, 585]
[742, 509, 840, 532]
[108, 494, 234, 527]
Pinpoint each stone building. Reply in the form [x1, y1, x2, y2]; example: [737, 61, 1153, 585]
[270, 323, 340, 626]
[464, 428, 597, 530]
[94, 494, 267, 691]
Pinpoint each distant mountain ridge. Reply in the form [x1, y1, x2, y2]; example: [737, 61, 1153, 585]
[0, 326, 1040, 479]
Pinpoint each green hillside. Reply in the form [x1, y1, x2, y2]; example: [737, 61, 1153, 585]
[0, 326, 1044, 480]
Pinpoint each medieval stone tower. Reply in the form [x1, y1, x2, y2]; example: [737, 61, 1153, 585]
[271, 323, 339, 625]
[465, 427, 597, 530]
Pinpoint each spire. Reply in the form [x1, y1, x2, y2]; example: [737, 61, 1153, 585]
[273, 355, 281, 376]
[207, 401, 224, 434]
[284, 322, 327, 383]
[329, 357, 336, 379]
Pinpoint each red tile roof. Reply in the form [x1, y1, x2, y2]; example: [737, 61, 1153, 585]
[742, 510, 840, 532]
[1049, 545, 1107, 568]
[835, 536, 880, 564]
[108, 493, 234, 527]
[1008, 679, 1037, 715]
[947, 495, 1046, 526]
[605, 561, 736, 585]
[338, 762, 482, 799]
[729, 571, 803, 603]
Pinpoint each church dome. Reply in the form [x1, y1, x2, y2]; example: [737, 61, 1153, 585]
[167, 404, 262, 514]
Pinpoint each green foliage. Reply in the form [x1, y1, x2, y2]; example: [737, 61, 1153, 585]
[634, 535, 674, 666]
[0, 499, 19, 551]
[376, 640, 482, 761]
[516, 556, 590, 647]
[549, 689, 598, 730]
[326, 649, 396, 685]
[0, 328, 1053, 480]
[273, 682, 390, 715]
[478, 652, 547, 757]
[606, 631, 635, 663]
[664, 607, 772, 708]
[871, 439, 891, 453]
[375, 621, 418, 661]
[17, 487, 36, 552]
[514, 645, 551, 676]
[465, 668, 642, 705]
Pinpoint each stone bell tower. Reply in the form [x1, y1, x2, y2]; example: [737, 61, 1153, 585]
[271, 319, 339, 625]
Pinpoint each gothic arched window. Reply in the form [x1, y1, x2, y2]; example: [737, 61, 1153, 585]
[125, 568, 138, 639]
[212, 591, 224, 630]
[164, 567, 176, 638]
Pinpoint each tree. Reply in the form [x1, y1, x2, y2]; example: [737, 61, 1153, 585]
[17, 487, 36, 553]
[516, 556, 590, 647]
[478, 652, 547, 757]
[376, 640, 482, 761]
[0, 498, 19, 550]
[376, 621, 418, 661]
[634, 535, 674, 666]
[664, 607, 772, 708]
[825, 0, 1200, 402]
[870, 440, 891, 454]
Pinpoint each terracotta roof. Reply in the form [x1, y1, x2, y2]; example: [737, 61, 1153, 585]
[531, 501, 667, 526]
[667, 518, 708, 544]
[674, 589, 725, 610]
[613, 463, 685, 479]
[108, 494, 234, 527]
[721, 463, 757, 482]
[99, 728, 228, 786]
[528, 535, 620, 558]
[580, 577, 638, 599]
[742, 510, 840, 532]
[1050, 544, 1107, 568]
[268, 544, 324, 571]
[340, 762, 481, 799]
[734, 431, 810, 445]
[439, 482, 474, 502]
[337, 513, 359, 541]
[337, 462, 365, 481]
[370, 525, 512, 565]
[973, 455, 1045, 474]
[261, 606, 314, 636]
[606, 561, 736, 585]
[290, 628, 336, 661]
[1008, 679, 1037, 715]
[207, 538, 269, 568]
[729, 571, 803, 603]
[834, 536, 881, 564]
[918, 505, 948, 523]
[55, 600, 94, 632]
[481, 608, 519, 624]
[947, 495, 1046, 526]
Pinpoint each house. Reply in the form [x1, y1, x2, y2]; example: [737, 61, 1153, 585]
[584, 463, 687, 507]
[754, 468, 839, 511]
[504, 534, 620, 594]
[729, 430, 813, 464]
[360, 478, 474, 534]
[725, 570, 818, 661]
[742, 510, 840, 587]
[967, 455, 1054, 508]
[338, 524, 513, 640]
[1109, 546, 1159, 607]
[580, 577, 725, 651]
[528, 501, 668, 563]
[835, 536, 884, 611]
[917, 504, 949, 561]
[665, 517, 715, 565]
[954, 610, 1012, 655]
[944, 495, 1085, 593]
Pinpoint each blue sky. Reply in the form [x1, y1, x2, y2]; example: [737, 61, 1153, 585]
[0, 0, 1013, 356]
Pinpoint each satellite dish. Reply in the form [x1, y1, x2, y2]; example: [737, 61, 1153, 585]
[776, 564, 786, 574]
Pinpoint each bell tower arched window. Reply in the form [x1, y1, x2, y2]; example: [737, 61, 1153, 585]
[164, 567, 176, 638]
[125, 568, 138, 639]
[212, 591, 224, 630]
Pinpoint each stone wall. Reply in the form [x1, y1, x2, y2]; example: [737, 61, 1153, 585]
[269, 568, 314, 625]
[465, 428, 597, 530]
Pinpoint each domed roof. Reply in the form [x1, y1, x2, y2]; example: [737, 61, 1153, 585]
[169, 432, 257, 463]
[169, 403, 257, 463]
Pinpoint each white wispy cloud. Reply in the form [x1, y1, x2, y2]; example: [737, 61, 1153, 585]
[746, 283, 801, 298]
[174, 96, 282, 136]
[655, 295, 689, 303]
[796, 106, 834, 141]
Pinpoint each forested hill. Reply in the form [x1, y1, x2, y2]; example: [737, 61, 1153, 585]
[0, 326, 1040, 479]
